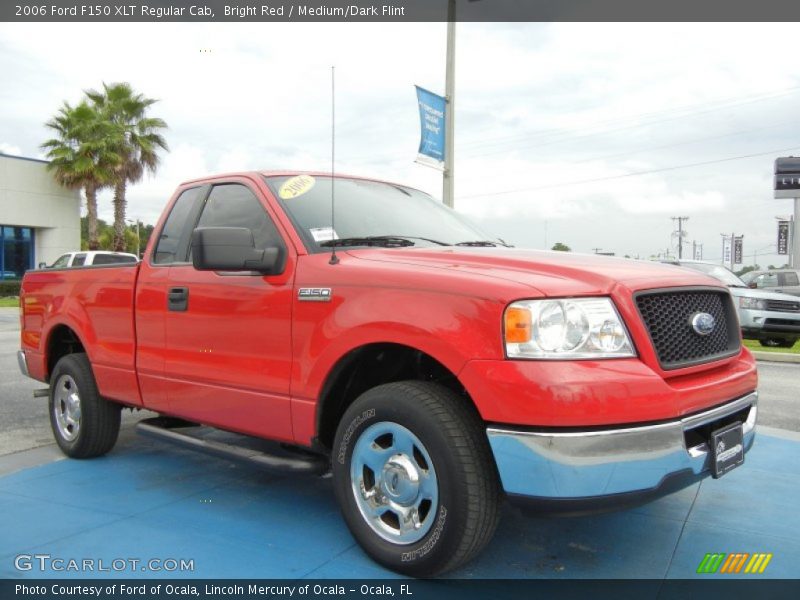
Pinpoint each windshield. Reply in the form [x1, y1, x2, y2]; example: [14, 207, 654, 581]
[264, 175, 500, 250]
[678, 262, 746, 287]
[739, 272, 757, 284]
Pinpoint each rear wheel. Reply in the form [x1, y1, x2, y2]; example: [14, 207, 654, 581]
[49, 353, 121, 458]
[332, 381, 501, 577]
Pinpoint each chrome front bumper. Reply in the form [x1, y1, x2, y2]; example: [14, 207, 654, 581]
[17, 350, 29, 377]
[487, 392, 757, 502]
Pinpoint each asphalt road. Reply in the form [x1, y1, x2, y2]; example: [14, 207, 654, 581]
[0, 307, 797, 457]
[0, 308, 143, 456]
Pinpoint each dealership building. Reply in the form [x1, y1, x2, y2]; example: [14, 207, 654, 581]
[0, 153, 80, 280]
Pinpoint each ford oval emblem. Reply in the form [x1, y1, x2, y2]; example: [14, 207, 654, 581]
[691, 312, 716, 336]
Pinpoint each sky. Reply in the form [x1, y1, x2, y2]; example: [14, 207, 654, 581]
[1, 21, 798, 266]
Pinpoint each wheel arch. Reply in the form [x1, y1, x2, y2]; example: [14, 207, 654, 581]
[315, 342, 480, 450]
[45, 323, 88, 383]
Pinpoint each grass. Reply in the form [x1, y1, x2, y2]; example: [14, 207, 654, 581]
[743, 338, 800, 354]
[0, 297, 19, 308]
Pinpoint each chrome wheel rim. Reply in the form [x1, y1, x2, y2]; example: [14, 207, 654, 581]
[53, 374, 81, 442]
[350, 421, 438, 545]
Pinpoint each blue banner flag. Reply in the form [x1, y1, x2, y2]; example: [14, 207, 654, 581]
[415, 86, 446, 169]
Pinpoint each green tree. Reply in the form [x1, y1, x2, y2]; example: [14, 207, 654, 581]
[735, 265, 760, 277]
[86, 82, 168, 251]
[551, 242, 571, 252]
[42, 101, 120, 250]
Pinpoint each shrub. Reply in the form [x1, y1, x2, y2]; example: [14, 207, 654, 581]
[0, 281, 22, 297]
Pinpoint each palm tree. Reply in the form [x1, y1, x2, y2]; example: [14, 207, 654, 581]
[41, 102, 119, 250]
[86, 83, 168, 251]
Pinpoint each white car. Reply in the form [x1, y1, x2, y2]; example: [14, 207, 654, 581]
[45, 251, 139, 269]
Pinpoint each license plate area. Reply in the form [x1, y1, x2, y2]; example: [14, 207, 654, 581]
[710, 422, 744, 478]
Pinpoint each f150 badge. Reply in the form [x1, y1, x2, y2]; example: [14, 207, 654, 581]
[299, 288, 332, 302]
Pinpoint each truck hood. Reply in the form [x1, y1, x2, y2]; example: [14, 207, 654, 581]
[347, 247, 722, 297]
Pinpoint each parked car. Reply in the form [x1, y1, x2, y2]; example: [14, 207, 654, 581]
[45, 251, 139, 269]
[663, 260, 800, 348]
[740, 269, 800, 297]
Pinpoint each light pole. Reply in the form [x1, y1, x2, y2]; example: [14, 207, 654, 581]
[443, 0, 456, 208]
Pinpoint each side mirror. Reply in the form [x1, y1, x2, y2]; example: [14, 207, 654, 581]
[748, 282, 757, 289]
[38, 262, 48, 269]
[192, 227, 285, 275]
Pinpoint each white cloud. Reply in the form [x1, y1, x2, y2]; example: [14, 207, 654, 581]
[1, 21, 798, 264]
[0, 142, 22, 156]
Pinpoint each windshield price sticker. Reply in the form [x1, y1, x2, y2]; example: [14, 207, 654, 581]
[310, 227, 339, 242]
[279, 175, 316, 199]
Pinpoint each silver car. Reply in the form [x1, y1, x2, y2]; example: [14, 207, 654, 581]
[665, 261, 800, 348]
[740, 269, 800, 297]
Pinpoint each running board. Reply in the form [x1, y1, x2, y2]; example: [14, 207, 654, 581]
[136, 417, 329, 475]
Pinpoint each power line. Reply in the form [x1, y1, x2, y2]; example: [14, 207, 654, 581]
[458, 145, 800, 200]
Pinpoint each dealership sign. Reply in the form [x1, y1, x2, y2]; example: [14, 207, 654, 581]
[777, 220, 790, 255]
[734, 236, 743, 265]
[415, 86, 446, 169]
[774, 157, 800, 198]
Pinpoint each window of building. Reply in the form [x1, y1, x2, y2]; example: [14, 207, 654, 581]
[0, 226, 35, 280]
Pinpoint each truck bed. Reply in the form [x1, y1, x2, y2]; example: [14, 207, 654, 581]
[20, 263, 142, 407]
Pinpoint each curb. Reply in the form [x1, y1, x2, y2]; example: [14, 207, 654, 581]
[752, 351, 800, 364]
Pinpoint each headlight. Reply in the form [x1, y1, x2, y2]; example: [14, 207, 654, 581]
[738, 297, 766, 310]
[504, 298, 635, 359]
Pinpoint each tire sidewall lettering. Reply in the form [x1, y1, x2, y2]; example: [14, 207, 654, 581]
[400, 505, 447, 562]
[337, 408, 375, 465]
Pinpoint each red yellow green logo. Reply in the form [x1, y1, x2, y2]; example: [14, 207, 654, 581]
[696, 553, 772, 574]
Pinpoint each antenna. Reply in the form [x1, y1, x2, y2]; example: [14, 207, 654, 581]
[329, 65, 339, 266]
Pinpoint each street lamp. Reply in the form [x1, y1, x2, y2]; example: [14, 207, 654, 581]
[126, 218, 141, 258]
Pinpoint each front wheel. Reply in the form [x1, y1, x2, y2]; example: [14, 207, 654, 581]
[49, 353, 121, 458]
[332, 381, 501, 577]
[760, 337, 797, 349]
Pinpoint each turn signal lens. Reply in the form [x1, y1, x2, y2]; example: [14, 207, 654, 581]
[505, 307, 532, 343]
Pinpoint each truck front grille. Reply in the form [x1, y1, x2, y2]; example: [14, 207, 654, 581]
[635, 289, 740, 370]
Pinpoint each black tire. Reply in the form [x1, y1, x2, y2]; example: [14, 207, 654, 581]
[760, 338, 797, 349]
[48, 353, 121, 458]
[332, 381, 501, 577]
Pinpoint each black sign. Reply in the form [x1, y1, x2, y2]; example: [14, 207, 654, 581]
[778, 221, 790, 255]
[774, 157, 800, 197]
[734, 236, 743, 264]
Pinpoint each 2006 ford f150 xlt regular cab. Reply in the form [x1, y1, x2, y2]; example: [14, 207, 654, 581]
[18, 172, 758, 576]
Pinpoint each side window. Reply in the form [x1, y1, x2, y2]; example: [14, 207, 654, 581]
[154, 187, 205, 264]
[51, 254, 70, 268]
[72, 253, 87, 267]
[755, 273, 779, 288]
[94, 254, 136, 265]
[195, 184, 284, 250]
[781, 272, 799, 287]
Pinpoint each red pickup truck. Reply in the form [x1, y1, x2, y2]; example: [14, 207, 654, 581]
[18, 171, 758, 576]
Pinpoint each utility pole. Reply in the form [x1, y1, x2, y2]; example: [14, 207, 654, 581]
[443, 0, 456, 208]
[671, 216, 689, 259]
